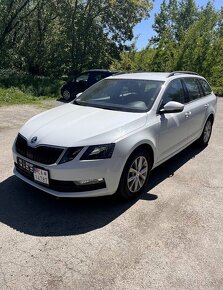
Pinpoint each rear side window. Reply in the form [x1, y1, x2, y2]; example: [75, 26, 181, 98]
[183, 78, 201, 101]
[90, 73, 104, 83]
[198, 79, 212, 96]
[162, 79, 185, 105]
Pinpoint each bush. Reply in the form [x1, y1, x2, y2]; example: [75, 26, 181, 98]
[0, 69, 63, 97]
[0, 87, 52, 105]
[0, 87, 38, 105]
[212, 86, 223, 97]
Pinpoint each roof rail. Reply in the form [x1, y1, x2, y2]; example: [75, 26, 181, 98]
[168, 71, 200, 77]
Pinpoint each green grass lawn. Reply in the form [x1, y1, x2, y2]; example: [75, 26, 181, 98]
[0, 70, 63, 106]
[0, 87, 56, 106]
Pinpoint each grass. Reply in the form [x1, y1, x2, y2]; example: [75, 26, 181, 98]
[0, 69, 62, 106]
[0, 69, 64, 97]
[0, 87, 54, 106]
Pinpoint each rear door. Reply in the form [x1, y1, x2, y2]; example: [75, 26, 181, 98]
[182, 78, 208, 142]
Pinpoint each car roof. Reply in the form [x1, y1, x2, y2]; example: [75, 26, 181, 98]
[107, 71, 204, 81]
[88, 69, 111, 72]
[108, 72, 170, 81]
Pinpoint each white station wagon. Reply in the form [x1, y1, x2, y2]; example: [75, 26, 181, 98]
[12, 71, 217, 199]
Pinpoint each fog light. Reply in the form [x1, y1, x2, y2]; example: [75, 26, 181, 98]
[74, 178, 104, 185]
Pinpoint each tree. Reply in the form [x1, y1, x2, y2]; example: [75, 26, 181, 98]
[150, 0, 171, 45]
[175, 0, 198, 41]
[0, 0, 38, 68]
[113, 0, 223, 93]
[57, 0, 152, 74]
[175, 3, 219, 77]
[0, 0, 152, 77]
[150, 0, 198, 46]
[0, 0, 37, 49]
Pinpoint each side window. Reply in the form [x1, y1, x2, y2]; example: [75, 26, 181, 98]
[76, 73, 89, 82]
[93, 73, 104, 82]
[184, 78, 201, 101]
[198, 79, 212, 96]
[162, 79, 185, 105]
[88, 73, 105, 86]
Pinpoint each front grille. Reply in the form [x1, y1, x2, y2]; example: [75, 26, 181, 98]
[15, 164, 106, 192]
[15, 134, 64, 165]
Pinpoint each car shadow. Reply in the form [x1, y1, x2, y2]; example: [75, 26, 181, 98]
[56, 97, 68, 103]
[0, 143, 204, 237]
[148, 143, 205, 190]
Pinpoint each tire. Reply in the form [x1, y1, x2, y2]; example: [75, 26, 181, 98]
[62, 89, 71, 101]
[196, 117, 213, 147]
[116, 149, 152, 200]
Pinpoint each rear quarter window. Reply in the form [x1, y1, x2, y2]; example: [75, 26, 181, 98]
[198, 79, 212, 96]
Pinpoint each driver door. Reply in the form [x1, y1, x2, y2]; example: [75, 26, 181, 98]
[157, 79, 189, 163]
[75, 72, 90, 92]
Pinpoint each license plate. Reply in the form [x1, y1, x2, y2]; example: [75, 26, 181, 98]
[17, 157, 49, 185]
[17, 157, 34, 174]
[33, 168, 49, 185]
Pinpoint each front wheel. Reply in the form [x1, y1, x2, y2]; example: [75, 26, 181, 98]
[116, 149, 151, 200]
[197, 118, 213, 147]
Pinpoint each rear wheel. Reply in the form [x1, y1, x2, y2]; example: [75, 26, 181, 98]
[197, 118, 213, 147]
[63, 90, 71, 101]
[116, 149, 151, 200]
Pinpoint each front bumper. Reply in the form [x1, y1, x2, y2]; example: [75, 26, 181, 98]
[14, 167, 112, 197]
[12, 150, 124, 198]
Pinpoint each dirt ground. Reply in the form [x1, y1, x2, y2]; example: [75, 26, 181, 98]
[0, 99, 223, 289]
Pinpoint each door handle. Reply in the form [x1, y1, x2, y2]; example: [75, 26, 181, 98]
[185, 111, 191, 118]
[204, 104, 209, 109]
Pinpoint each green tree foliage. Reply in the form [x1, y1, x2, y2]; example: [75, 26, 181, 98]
[175, 3, 218, 73]
[111, 1, 223, 91]
[0, 0, 152, 77]
[175, 0, 198, 41]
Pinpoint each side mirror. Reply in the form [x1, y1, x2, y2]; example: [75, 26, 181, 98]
[159, 101, 184, 114]
[76, 92, 82, 98]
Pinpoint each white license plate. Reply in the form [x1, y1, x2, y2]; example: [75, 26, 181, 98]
[33, 168, 49, 185]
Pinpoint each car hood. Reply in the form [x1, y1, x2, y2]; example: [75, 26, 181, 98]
[19, 103, 147, 147]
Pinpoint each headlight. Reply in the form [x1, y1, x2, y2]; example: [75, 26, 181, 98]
[59, 147, 83, 164]
[80, 144, 115, 160]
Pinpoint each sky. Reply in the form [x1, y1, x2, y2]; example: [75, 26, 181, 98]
[133, 0, 223, 50]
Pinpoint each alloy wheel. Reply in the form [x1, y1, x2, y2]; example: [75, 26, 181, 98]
[63, 90, 71, 100]
[203, 120, 212, 143]
[127, 156, 148, 193]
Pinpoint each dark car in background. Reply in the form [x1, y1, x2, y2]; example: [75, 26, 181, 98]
[61, 69, 120, 100]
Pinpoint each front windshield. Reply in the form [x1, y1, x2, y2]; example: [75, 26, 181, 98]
[74, 79, 164, 112]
